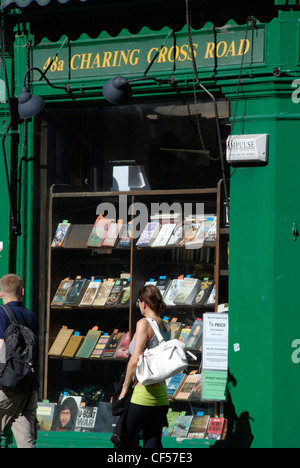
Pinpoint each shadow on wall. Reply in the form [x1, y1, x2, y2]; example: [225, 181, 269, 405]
[212, 370, 254, 449]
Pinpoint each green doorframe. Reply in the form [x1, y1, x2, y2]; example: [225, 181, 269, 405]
[221, 10, 300, 448]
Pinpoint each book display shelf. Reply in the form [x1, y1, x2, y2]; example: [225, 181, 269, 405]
[43, 180, 229, 442]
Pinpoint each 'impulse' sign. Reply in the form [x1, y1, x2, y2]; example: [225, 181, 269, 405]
[226, 134, 269, 165]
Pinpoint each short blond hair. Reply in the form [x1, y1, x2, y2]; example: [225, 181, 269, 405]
[0, 274, 24, 298]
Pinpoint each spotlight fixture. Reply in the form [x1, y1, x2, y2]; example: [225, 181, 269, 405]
[102, 75, 176, 105]
[18, 67, 71, 119]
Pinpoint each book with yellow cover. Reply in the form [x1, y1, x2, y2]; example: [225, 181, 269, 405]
[61, 334, 84, 358]
[48, 327, 74, 356]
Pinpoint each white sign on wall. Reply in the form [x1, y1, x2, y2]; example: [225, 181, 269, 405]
[226, 134, 269, 165]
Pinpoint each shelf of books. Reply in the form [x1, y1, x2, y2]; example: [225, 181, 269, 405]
[42, 182, 229, 445]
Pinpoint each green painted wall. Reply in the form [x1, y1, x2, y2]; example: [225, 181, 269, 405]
[225, 11, 300, 448]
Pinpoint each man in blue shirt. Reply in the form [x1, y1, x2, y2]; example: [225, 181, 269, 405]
[0, 274, 39, 448]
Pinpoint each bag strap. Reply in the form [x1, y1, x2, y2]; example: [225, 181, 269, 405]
[0, 305, 18, 325]
[145, 318, 166, 344]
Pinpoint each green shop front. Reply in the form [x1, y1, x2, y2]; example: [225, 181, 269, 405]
[1, 0, 300, 448]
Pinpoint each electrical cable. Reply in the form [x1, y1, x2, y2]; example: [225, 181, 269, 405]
[185, 0, 229, 215]
[0, 15, 20, 235]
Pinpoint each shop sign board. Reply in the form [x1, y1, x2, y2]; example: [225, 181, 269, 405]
[31, 24, 265, 83]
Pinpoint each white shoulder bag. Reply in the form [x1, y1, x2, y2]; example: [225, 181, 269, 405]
[135, 318, 189, 385]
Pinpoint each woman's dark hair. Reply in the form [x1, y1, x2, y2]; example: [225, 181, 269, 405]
[138, 284, 167, 316]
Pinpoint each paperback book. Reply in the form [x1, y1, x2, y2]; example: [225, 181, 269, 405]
[48, 327, 74, 357]
[80, 280, 102, 306]
[136, 221, 160, 247]
[86, 216, 113, 247]
[101, 330, 124, 359]
[171, 415, 193, 438]
[187, 415, 210, 439]
[75, 329, 102, 359]
[64, 278, 89, 306]
[90, 334, 110, 358]
[93, 279, 115, 306]
[173, 277, 201, 305]
[51, 279, 74, 307]
[102, 221, 123, 248]
[151, 223, 176, 247]
[51, 221, 71, 248]
[114, 331, 130, 359]
[185, 319, 203, 351]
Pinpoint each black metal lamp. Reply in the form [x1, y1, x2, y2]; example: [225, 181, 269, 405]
[18, 67, 71, 119]
[102, 75, 176, 105]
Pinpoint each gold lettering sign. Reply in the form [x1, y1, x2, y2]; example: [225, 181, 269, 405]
[33, 26, 264, 80]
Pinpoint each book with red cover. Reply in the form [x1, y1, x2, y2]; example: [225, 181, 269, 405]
[206, 418, 227, 440]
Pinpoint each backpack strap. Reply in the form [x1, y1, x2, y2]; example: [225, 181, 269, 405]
[0, 305, 18, 325]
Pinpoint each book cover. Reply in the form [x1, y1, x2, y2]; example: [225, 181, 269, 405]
[169, 321, 183, 340]
[163, 409, 187, 437]
[102, 220, 123, 248]
[163, 278, 184, 306]
[174, 373, 200, 400]
[118, 222, 132, 248]
[86, 216, 113, 247]
[51, 221, 71, 248]
[189, 373, 202, 401]
[136, 221, 160, 247]
[51, 396, 82, 432]
[105, 279, 127, 306]
[48, 327, 74, 356]
[101, 330, 124, 359]
[205, 284, 216, 306]
[117, 279, 131, 306]
[75, 406, 98, 433]
[180, 218, 205, 248]
[151, 223, 176, 247]
[204, 216, 217, 244]
[192, 279, 215, 306]
[90, 334, 110, 358]
[61, 334, 84, 358]
[173, 277, 201, 305]
[79, 280, 102, 306]
[75, 329, 102, 359]
[185, 318, 203, 350]
[185, 216, 216, 249]
[178, 327, 191, 344]
[37, 402, 56, 431]
[206, 417, 226, 440]
[93, 279, 115, 306]
[187, 415, 210, 439]
[167, 223, 183, 247]
[51, 279, 74, 307]
[166, 373, 187, 398]
[171, 415, 193, 438]
[155, 276, 171, 298]
[64, 278, 89, 306]
[114, 331, 130, 359]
